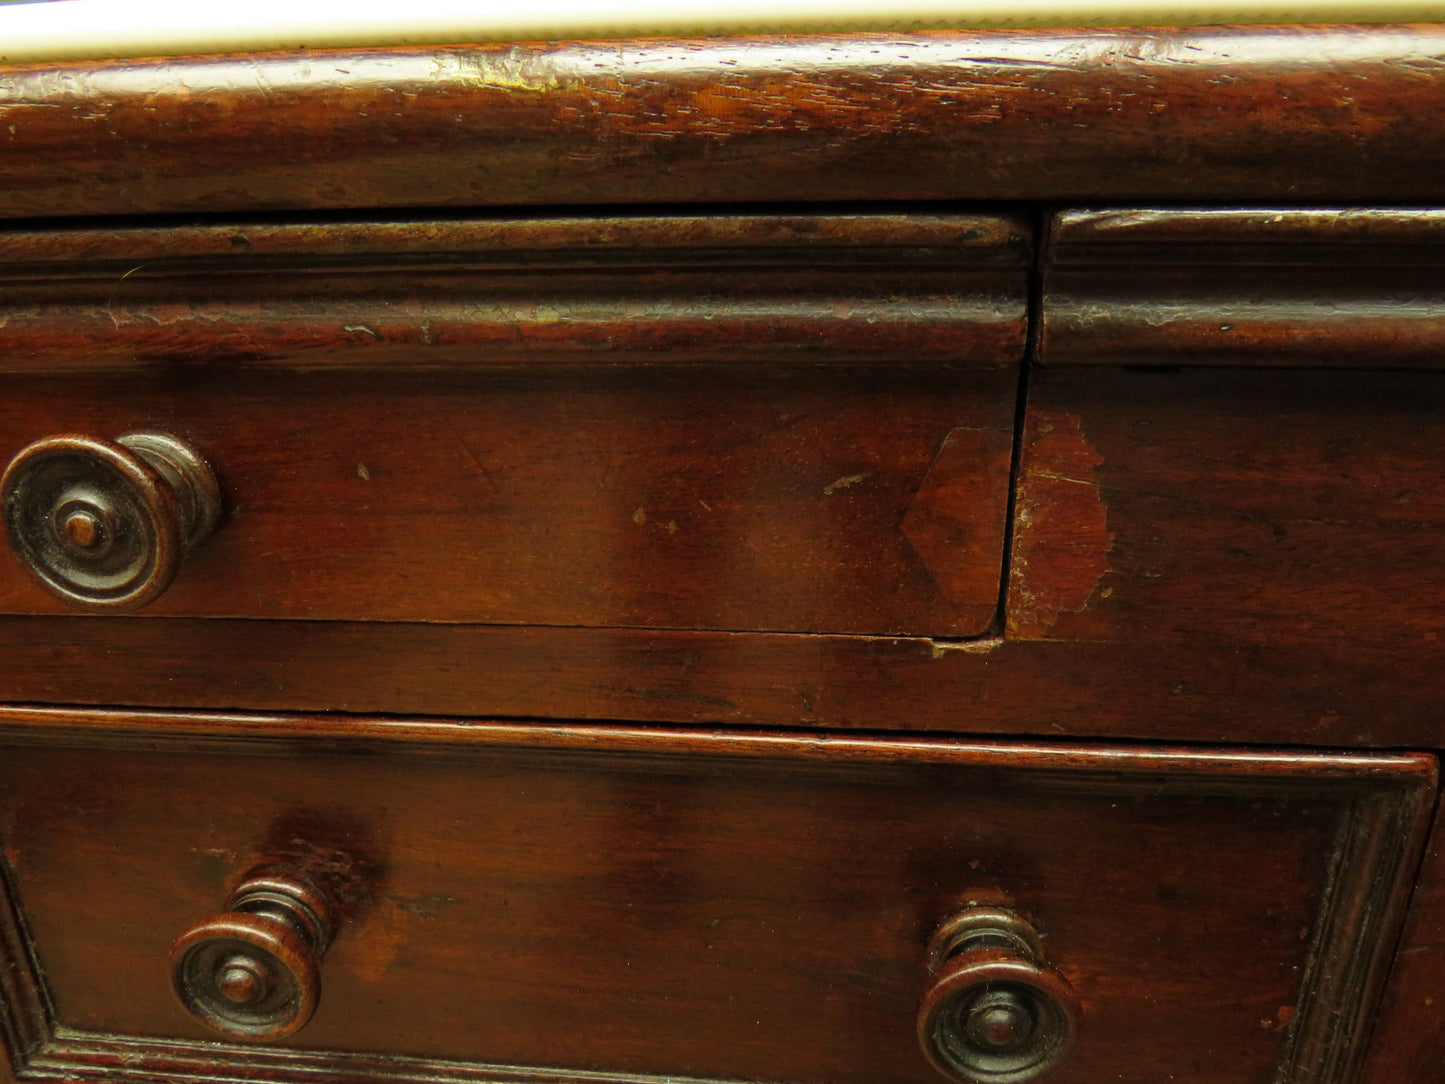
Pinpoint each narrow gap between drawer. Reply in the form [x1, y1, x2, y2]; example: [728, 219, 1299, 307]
[986, 202, 1049, 641]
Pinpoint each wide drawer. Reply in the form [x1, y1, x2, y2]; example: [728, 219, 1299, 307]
[0, 365, 1014, 635]
[0, 710, 1433, 1084]
[0, 214, 1026, 637]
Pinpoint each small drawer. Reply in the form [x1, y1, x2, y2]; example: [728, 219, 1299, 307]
[0, 709, 1432, 1084]
[0, 214, 1027, 638]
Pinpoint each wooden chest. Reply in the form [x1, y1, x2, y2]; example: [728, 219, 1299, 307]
[2, 24, 1445, 1084]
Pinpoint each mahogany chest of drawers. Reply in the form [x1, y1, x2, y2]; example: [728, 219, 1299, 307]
[2, 23, 1445, 1084]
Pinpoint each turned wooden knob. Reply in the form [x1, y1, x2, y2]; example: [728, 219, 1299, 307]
[170, 869, 334, 1041]
[918, 907, 1079, 1084]
[0, 431, 220, 610]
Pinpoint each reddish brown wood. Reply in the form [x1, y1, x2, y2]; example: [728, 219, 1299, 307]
[0, 710, 1432, 1084]
[1, 432, 221, 611]
[1007, 367, 1445, 648]
[1043, 208, 1445, 369]
[1005, 411, 1109, 641]
[0, 213, 1025, 634]
[1359, 798, 1445, 1084]
[171, 868, 339, 1042]
[0, 858, 46, 1084]
[0, 617, 1443, 749]
[1051, 206, 1445, 253]
[0, 364, 1439, 744]
[0, 215, 1029, 269]
[7, 28, 1445, 218]
[3, 32, 1445, 1084]
[0, 215, 1027, 372]
[917, 908, 1078, 1084]
[900, 427, 1015, 613]
[0, 365, 1015, 636]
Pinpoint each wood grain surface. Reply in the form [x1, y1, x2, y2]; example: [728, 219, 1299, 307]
[0, 213, 1025, 634]
[0, 860, 42, 1084]
[0, 710, 1432, 1084]
[0, 617, 1440, 748]
[0, 364, 1439, 748]
[0, 365, 1016, 635]
[1008, 366, 1445, 648]
[5, 27, 1445, 218]
[2, 25, 1445, 1084]
[1359, 796, 1445, 1084]
[0, 214, 1028, 371]
[1044, 208, 1445, 370]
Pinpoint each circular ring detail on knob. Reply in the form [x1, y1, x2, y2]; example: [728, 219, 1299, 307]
[170, 912, 321, 1041]
[918, 908, 1079, 1084]
[0, 431, 220, 610]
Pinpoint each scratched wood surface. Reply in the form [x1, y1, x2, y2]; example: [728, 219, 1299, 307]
[6, 27, 1445, 218]
[0, 711, 1432, 1084]
[0, 213, 1025, 635]
[1006, 366, 1445, 648]
[1, 26, 1444, 1084]
[0, 617, 1440, 748]
[1, 364, 1439, 748]
[0, 214, 1029, 371]
[0, 365, 1015, 635]
[1044, 207, 1445, 370]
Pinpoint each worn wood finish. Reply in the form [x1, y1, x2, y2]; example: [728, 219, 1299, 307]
[1, 363, 1441, 746]
[4, 33, 1445, 1084]
[0, 213, 1024, 632]
[0, 215, 1030, 272]
[0, 364, 1015, 635]
[6, 27, 1445, 218]
[1043, 208, 1445, 370]
[1008, 366, 1445, 648]
[0, 709, 1433, 1084]
[1050, 206, 1445, 258]
[0, 215, 1028, 372]
[1, 618, 1444, 749]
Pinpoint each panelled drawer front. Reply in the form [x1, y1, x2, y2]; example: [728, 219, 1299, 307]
[0, 214, 1027, 637]
[0, 710, 1432, 1084]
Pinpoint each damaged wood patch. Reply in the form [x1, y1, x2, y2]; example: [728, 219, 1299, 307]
[900, 426, 1014, 624]
[1006, 410, 1113, 639]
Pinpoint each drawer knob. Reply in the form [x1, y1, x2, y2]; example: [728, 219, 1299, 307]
[0, 431, 220, 610]
[918, 907, 1079, 1084]
[169, 868, 334, 1041]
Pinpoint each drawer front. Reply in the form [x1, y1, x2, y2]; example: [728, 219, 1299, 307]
[0, 710, 1432, 1084]
[0, 214, 1026, 637]
[0, 365, 1014, 635]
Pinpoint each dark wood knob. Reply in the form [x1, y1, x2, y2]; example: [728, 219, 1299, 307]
[918, 907, 1079, 1084]
[170, 868, 334, 1041]
[1, 431, 220, 610]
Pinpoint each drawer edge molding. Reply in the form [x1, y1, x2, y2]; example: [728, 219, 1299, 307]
[1042, 207, 1445, 371]
[0, 859, 48, 1082]
[1282, 778, 1438, 1084]
[0, 705, 1436, 780]
[0, 213, 1028, 373]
